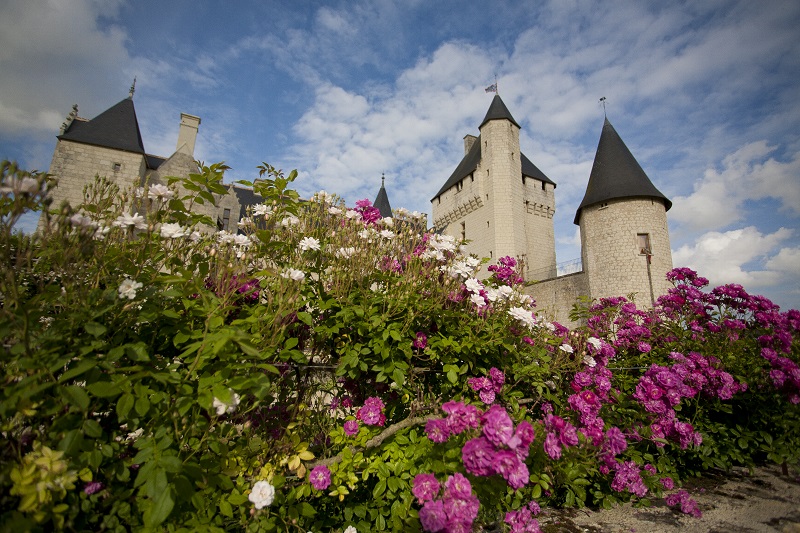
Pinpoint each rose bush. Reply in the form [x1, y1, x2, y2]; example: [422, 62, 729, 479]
[0, 159, 797, 531]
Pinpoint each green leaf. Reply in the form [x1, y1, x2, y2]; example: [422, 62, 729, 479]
[84, 321, 107, 337]
[144, 487, 175, 528]
[135, 395, 150, 416]
[62, 385, 90, 411]
[83, 419, 103, 438]
[87, 381, 122, 398]
[219, 499, 233, 517]
[373, 479, 386, 499]
[58, 360, 97, 382]
[117, 393, 134, 420]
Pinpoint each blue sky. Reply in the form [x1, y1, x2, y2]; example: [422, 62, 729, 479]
[1, 0, 799, 310]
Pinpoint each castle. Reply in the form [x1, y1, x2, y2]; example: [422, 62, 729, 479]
[42, 91, 247, 233]
[432, 95, 673, 324]
[43, 91, 674, 325]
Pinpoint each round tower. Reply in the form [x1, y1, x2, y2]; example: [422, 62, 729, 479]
[575, 118, 673, 306]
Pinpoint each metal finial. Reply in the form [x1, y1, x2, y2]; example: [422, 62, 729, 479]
[129, 77, 137, 99]
[599, 96, 607, 117]
[381, 173, 385, 188]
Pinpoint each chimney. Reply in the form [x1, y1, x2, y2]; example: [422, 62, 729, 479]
[463, 134, 478, 155]
[176, 113, 201, 156]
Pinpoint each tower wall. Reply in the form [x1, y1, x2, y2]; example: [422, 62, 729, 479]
[522, 178, 556, 279]
[580, 198, 673, 306]
[432, 168, 492, 260]
[46, 139, 146, 212]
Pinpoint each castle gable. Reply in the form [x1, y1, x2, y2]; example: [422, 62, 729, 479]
[59, 98, 146, 155]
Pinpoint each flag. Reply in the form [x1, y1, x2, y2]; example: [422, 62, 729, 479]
[485, 83, 497, 93]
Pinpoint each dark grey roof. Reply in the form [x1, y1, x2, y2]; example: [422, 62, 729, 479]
[146, 154, 166, 170]
[574, 118, 671, 225]
[59, 98, 146, 154]
[373, 179, 393, 218]
[431, 135, 555, 201]
[432, 134, 482, 200]
[521, 153, 554, 186]
[480, 94, 520, 129]
[233, 186, 262, 221]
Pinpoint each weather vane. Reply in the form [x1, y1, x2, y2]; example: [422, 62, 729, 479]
[129, 77, 137, 99]
[599, 96, 607, 117]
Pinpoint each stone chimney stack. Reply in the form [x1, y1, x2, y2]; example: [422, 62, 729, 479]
[176, 113, 201, 156]
[463, 134, 477, 155]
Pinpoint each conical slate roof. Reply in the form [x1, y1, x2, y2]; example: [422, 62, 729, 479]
[374, 176, 393, 218]
[59, 98, 145, 154]
[480, 94, 520, 129]
[574, 118, 671, 224]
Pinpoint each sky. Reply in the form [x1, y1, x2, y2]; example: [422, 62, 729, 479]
[1, 0, 799, 310]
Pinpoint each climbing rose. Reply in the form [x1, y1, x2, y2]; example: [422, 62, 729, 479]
[412, 473, 441, 503]
[309, 465, 331, 490]
[343, 420, 359, 436]
[249, 480, 276, 509]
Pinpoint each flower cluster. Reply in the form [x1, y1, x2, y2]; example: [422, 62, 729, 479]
[356, 396, 386, 426]
[462, 405, 533, 489]
[610, 460, 648, 497]
[415, 473, 480, 533]
[504, 501, 542, 533]
[665, 489, 702, 517]
[425, 401, 481, 443]
[487, 256, 524, 286]
[634, 351, 743, 448]
[761, 347, 800, 404]
[542, 414, 578, 460]
[467, 367, 505, 404]
[354, 198, 382, 225]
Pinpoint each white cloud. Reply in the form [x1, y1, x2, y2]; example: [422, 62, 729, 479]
[670, 142, 800, 230]
[0, 0, 131, 136]
[672, 226, 794, 289]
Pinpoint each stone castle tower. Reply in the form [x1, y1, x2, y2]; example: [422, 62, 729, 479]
[434, 96, 674, 323]
[431, 95, 557, 279]
[575, 118, 673, 306]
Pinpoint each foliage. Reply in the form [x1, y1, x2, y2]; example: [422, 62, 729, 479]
[0, 160, 798, 532]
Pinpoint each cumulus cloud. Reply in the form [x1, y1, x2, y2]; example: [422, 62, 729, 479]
[670, 142, 800, 230]
[672, 226, 794, 289]
[0, 0, 131, 136]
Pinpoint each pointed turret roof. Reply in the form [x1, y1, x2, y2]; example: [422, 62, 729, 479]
[574, 118, 671, 224]
[374, 175, 393, 218]
[480, 94, 520, 129]
[59, 97, 146, 154]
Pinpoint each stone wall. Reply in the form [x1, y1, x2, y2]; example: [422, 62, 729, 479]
[580, 198, 673, 306]
[525, 271, 590, 327]
[46, 140, 146, 212]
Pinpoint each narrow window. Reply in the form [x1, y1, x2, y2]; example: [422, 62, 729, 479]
[112, 162, 121, 171]
[637, 233, 651, 255]
[522, 176, 526, 185]
[541, 182, 546, 191]
[222, 208, 231, 231]
[486, 221, 490, 228]
[460, 222, 466, 241]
